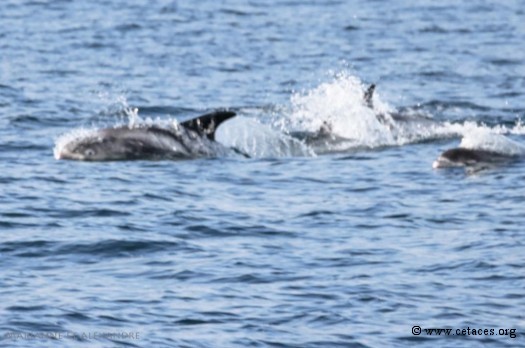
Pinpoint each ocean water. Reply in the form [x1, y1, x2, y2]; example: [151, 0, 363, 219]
[1, 1, 524, 347]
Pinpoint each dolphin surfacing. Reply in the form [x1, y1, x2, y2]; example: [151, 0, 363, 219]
[55, 111, 237, 161]
[432, 148, 518, 169]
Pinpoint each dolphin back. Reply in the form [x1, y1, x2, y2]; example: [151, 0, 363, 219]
[181, 110, 236, 140]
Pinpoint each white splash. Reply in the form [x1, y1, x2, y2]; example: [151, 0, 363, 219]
[280, 72, 525, 153]
[288, 72, 394, 148]
[459, 128, 525, 156]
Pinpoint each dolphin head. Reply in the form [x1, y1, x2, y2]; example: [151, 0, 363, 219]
[55, 127, 184, 161]
[433, 148, 477, 168]
[56, 136, 120, 161]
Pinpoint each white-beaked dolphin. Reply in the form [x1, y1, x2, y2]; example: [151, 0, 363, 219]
[55, 111, 243, 161]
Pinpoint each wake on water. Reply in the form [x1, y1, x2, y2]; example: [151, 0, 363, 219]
[55, 72, 525, 161]
[222, 72, 525, 159]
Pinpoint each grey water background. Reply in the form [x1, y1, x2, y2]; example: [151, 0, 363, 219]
[1, 0, 524, 347]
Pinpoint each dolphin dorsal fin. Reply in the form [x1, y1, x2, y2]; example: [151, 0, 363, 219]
[364, 84, 375, 109]
[181, 110, 236, 140]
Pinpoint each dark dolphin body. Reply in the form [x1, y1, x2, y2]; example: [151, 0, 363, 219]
[432, 147, 518, 169]
[55, 111, 240, 161]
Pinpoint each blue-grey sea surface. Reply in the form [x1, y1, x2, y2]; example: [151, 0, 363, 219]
[1, 0, 524, 347]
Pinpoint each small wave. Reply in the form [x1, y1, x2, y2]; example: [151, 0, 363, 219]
[57, 240, 181, 257]
[418, 100, 492, 112]
[0, 141, 48, 152]
[56, 208, 131, 218]
[487, 58, 521, 66]
[0, 239, 187, 260]
[220, 8, 251, 16]
[6, 305, 48, 312]
[114, 23, 143, 32]
[344, 25, 360, 31]
[211, 273, 308, 284]
[0, 220, 40, 229]
[136, 105, 193, 117]
[419, 25, 448, 34]
[4, 320, 64, 333]
[148, 269, 209, 281]
[0, 83, 19, 91]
